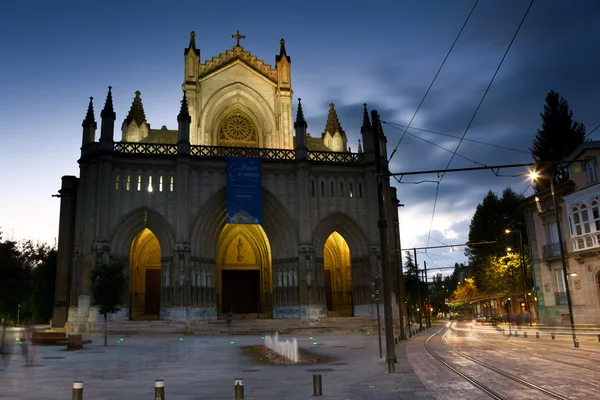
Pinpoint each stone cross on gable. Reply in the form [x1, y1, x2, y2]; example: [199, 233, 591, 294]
[231, 30, 246, 46]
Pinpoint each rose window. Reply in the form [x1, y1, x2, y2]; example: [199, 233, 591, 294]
[222, 113, 255, 141]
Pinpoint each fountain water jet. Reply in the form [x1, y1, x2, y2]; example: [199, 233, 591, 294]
[264, 332, 298, 363]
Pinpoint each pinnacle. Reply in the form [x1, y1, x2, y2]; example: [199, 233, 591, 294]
[361, 103, 372, 132]
[82, 96, 95, 127]
[294, 98, 307, 129]
[178, 91, 190, 122]
[323, 102, 345, 138]
[124, 90, 147, 126]
[100, 86, 116, 120]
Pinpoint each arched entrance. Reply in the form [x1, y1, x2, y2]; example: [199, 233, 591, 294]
[324, 231, 353, 317]
[216, 223, 272, 315]
[129, 228, 161, 320]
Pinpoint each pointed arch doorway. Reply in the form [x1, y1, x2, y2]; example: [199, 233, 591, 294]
[216, 224, 272, 316]
[129, 228, 161, 320]
[324, 231, 353, 317]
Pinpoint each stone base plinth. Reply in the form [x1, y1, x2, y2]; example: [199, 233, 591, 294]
[160, 307, 217, 321]
[273, 305, 327, 320]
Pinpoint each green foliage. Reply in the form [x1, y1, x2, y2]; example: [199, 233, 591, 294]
[449, 278, 479, 304]
[403, 251, 419, 304]
[466, 188, 527, 294]
[90, 257, 127, 316]
[531, 90, 586, 188]
[0, 237, 28, 319]
[30, 249, 57, 322]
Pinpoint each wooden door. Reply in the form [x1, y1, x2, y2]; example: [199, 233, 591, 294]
[145, 269, 160, 315]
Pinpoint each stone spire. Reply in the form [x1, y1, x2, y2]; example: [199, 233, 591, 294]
[81, 96, 97, 147]
[276, 38, 291, 63]
[323, 103, 345, 137]
[124, 91, 147, 126]
[358, 139, 363, 153]
[361, 103, 372, 133]
[360, 103, 373, 155]
[177, 91, 191, 155]
[294, 98, 308, 153]
[185, 31, 199, 56]
[100, 86, 116, 147]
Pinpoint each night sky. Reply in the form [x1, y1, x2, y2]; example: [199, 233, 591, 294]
[1, 0, 598, 278]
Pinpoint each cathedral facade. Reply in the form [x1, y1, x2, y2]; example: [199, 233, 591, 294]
[53, 32, 403, 330]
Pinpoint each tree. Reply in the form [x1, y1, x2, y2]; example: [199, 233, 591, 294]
[466, 188, 526, 293]
[531, 90, 586, 188]
[30, 249, 57, 323]
[0, 234, 29, 353]
[449, 277, 479, 304]
[90, 258, 127, 346]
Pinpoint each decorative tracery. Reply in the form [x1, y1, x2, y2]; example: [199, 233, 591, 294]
[218, 111, 258, 147]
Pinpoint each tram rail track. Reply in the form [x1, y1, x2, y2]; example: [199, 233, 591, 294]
[424, 327, 571, 400]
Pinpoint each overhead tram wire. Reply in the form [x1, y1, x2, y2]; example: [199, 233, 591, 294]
[424, 0, 536, 249]
[584, 123, 600, 139]
[383, 121, 529, 155]
[387, 0, 480, 163]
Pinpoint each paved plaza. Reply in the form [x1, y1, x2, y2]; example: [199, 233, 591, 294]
[0, 329, 433, 400]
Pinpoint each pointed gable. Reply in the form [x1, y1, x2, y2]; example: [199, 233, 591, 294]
[124, 91, 147, 126]
[198, 46, 277, 82]
[322, 103, 346, 138]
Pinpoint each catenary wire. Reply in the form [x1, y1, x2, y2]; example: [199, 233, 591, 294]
[383, 121, 529, 154]
[388, 0, 480, 163]
[424, 0, 535, 249]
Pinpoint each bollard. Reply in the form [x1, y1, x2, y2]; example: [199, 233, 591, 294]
[72, 381, 83, 400]
[574, 339, 579, 348]
[551, 333, 555, 340]
[313, 374, 322, 396]
[598, 334, 600, 342]
[234, 379, 244, 400]
[524, 331, 528, 338]
[536, 331, 539, 339]
[155, 379, 165, 400]
[394, 337, 398, 344]
[514, 331, 518, 337]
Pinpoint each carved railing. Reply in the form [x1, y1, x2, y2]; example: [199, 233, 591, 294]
[308, 150, 364, 164]
[114, 142, 177, 155]
[113, 142, 364, 164]
[189, 145, 296, 160]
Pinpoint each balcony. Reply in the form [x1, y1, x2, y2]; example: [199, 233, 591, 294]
[542, 242, 562, 259]
[554, 291, 568, 306]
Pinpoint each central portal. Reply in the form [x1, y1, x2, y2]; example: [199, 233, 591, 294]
[216, 224, 272, 316]
[222, 270, 260, 313]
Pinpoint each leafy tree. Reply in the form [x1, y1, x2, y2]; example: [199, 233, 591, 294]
[531, 90, 586, 188]
[91, 257, 127, 346]
[449, 277, 479, 304]
[466, 188, 526, 293]
[30, 249, 57, 323]
[0, 234, 29, 353]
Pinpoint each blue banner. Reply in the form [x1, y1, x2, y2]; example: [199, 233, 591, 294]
[226, 157, 262, 224]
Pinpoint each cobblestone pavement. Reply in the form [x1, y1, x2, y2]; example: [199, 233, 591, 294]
[406, 322, 600, 399]
[0, 329, 434, 400]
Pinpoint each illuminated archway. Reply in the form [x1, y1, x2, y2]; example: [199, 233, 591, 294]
[216, 223, 272, 315]
[129, 228, 161, 320]
[323, 231, 352, 316]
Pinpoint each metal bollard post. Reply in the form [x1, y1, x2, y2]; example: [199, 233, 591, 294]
[536, 331, 539, 339]
[313, 374, 322, 396]
[598, 334, 600, 342]
[574, 338, 579, 348]
[524, 331, 527, 338]
[72, 381, 83, 400]
[234, 379, 244, 400]
[155, 379, 165, 400]
[394, 337, 398, 344]
[551, 333, 555, 340]
[514, 331, 518, 337]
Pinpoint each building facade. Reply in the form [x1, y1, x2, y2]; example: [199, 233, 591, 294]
[524, 141, 600, 326]
[53, 32, 403, 331]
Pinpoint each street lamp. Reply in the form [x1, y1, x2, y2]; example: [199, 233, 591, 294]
[530, 170, 577, 345]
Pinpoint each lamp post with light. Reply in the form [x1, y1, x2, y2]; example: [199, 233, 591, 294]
[530, 170, 577, 345]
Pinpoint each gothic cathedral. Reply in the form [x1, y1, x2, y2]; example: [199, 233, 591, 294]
[53, 32, 403, 330]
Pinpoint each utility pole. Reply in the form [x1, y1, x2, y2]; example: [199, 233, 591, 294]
[372, 110, 395, 373]
[413, 248, 423, 331]
[423, 261, 432, 328]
